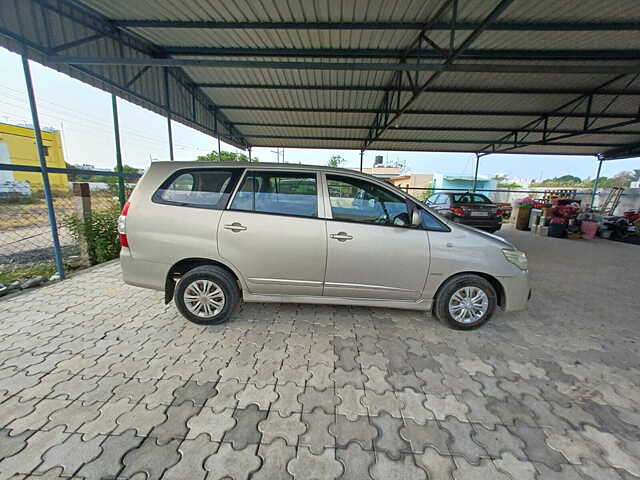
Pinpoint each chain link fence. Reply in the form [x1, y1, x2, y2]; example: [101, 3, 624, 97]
[0, 165, 139, 286]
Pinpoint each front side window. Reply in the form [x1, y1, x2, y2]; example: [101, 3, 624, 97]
[327, 175, 410, 226]
[155, 169, 238, 208]
[230, 171, 318, 218]
[452, 193, 492, 203]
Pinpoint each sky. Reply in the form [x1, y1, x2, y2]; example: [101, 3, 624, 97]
[1, 47, 638, 181]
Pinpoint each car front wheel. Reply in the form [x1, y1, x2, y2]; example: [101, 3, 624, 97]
[433, 274, 497, 329]
[174, 265, 239, 325]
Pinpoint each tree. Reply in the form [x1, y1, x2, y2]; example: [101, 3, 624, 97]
[195, 151, 257, 163]
[327, 155, 346, 168]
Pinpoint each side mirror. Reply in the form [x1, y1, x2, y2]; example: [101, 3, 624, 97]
[411, 208, 422, 227]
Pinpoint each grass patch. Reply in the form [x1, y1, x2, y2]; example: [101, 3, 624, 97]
[0, 263, 57, 285]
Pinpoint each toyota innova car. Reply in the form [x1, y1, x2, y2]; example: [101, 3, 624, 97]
[119, 163, 530, 329]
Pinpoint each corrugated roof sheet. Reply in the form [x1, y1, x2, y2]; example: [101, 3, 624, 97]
[1, 0, 639, 158]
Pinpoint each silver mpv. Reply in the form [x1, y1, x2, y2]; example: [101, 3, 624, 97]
[119, 162, 530, 329]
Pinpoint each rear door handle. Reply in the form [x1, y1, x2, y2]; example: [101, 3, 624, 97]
[224, 222, 247, 232]
[330, 232, 353, 242]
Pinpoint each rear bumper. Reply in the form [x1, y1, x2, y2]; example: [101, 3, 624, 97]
[457, 218, 502, 230]
[120, 249, 167, 291]
[498, 270, 530, 313]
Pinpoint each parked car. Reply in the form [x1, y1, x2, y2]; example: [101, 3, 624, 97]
[426, 192, 503, 233]
[119, 163, 529, 329]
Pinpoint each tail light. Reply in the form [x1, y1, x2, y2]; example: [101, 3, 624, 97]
[118, 202, 130, 248]
[449, 207, 465, 217]
[496, 208, 504, 217]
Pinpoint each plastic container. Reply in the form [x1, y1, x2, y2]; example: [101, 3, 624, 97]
[580, 221, 599, 240]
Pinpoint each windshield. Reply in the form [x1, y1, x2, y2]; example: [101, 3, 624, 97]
[452, 193, 491, 204]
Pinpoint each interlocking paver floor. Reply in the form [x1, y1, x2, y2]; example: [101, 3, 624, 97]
[0, 226, 639, 479]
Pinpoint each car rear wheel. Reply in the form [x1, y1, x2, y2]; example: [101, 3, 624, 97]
[174, 265, 239, 325]
[433, 274, 497, 330]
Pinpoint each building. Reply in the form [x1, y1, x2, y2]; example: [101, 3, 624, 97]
[0, 123, 68, 190]
[389, 173, 434, 197]
[357, 166, 402, 179]
[432, 173, 498, 199]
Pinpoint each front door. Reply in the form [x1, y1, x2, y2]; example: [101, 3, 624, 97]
[323, 174, 430, 301]
[218, 170, 326, 296]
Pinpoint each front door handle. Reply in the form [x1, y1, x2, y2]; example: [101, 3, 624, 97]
[224, 222, 247, 232]
[330, 232, 353, 242]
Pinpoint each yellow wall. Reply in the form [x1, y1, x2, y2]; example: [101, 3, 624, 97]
[0, 123, 69, 191]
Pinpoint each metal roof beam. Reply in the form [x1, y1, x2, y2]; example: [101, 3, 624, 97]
[215, 105, 638, 118]
[166, 46, 640, 61]
[234, 122, 640, 136]
[601, 141, 640, 160]
[111, 20, 640, 32]
[195, 83, 640, 96]
[363, 0, 515, 150]
[244, 134, 625, 148]
[45, 56, 640, 75]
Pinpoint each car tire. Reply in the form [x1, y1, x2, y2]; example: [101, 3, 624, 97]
[433, 274, 497, 330]
[174, 265, 239, 325]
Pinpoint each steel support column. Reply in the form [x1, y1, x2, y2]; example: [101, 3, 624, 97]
[359, 150, 364, 172]
[472, 153, 481, 191]
[22, 54, 65, 279]
[164, 67, 174, 161]
[215, 110, 221, 159]
[591, 158, 604, 208]
[111, 94, 126, 207]
[248, 146, 252, 162]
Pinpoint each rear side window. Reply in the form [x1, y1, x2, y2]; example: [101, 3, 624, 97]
[154, 169, 240, 209]
[230, 171, 318, 218]
[452, 193, 491, 203]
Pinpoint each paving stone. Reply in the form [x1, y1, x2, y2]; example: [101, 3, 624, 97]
[151, 400, 200, 444]
[273, 382, 304, 416]
[163, 434, 217, 480]
[494, 452, 538, 480]
[452, 457, 512, 480]
[578, 460, 627, 480]
[46, 400, 101, 432]
[254, 438, 295, 480]
[287, 446, 343, 480]
[172, 379, 217, 406]
[307, 363, 334, 389]
[0, 427, 68, 476]
[115, 402, 167, 436]
[120, 436, 181, 479]
[363, 366, 393, 394]
[336, 442, 374, 480]
[0, 429, 33, 461]
[330, 367, 367, 389]
[79, 375, 124, 404]
[258, 411, 305, 446]
[397, 388, 434, 424]
[329, 413, 377, 450]
[205, 379, 243, 412]
[186, 407, 236, 441]
[545, 428, 604, 464]
[362, 390, 403, 418]
[581, 425, 640, 476]
[36, 432, 104, 476]
[370, 451, 426, 480]
[274, 365, 311, 386]
[112, 378, 158, 403]
[336, 386, 367, 420]
[473, 373, 509, 401]
[532, 462, 588, 480]
[335, 348, 359, 372]
[486, 395, 538, 426]
[440, 417, 489, 464]
[508, 422, 567, 470]
[236, 383, 278, 410]
[204, 442, 261, 480]
[472, 423, 528, 460]
[300, 408, 335, 454]
[423, 394, 469, 422]
[225, 404, 268, 449]
[371, 411, 409, 460]
[458, 358, 495, 377]
[7, 399, 69, 433]
[77, 429, 142, 479]
[386, 371, 424, 392]
[399, 419, 451, 454]
[414, 447, 456, 480]
[50, 375, 100, 400]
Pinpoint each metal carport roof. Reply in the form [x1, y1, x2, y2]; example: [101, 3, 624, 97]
[1, 0, 640, 159]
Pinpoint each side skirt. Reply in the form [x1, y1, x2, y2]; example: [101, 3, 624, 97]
[242, 292, 432, 311]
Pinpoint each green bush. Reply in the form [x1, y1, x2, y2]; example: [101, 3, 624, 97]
[63, 206, 121, 264]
